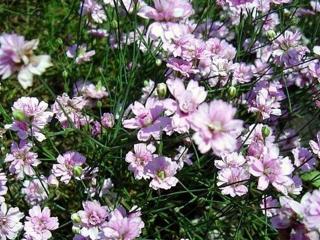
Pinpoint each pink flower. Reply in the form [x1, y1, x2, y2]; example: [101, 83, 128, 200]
[77, 201, 109, 239]
[217, 167, 250, 197]
[101, 113, 115, 128]
[5, 140, 40, 179]
[22, 177, 48, 206]
[0, 33, 52, 89]
[260, 196, 279, 217]
[299, 190, 320, 231]
[100, 206, 144, 240]
[51, 93, 91, 128]
[0, 172, 7, 203]
[215, 152, 246, 170]
[67, 44, 96, 64]
[6, 97, 53, 142]
[73, 80, 108, 101]
[231, 62, 253, 84]
[167, 78, 207, 133]
[292, 147, 316, 172]
[81, 0, 106, 23]
[24, 206, 59, 240]
[249, 146, 294, 194]
[0, 203, 24, 239]
[146, 156, 179, 190]
[174, 146, 193, 170]
[138, 0, 193, 22]
[309, 131, 320, 158]
[52, 151, 86, 184]
[190, 100, 243, 156]
[228, 0, 254, 6]
[166, 58, 198, 77]
[123, 98, 172, 141]
[125, 143, 156, 180]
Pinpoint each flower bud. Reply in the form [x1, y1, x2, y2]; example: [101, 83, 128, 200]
[156, 83, 167, 99]
[71, 213, 81, 223]
[227, 86, 237, 98]
[56, 38, 64, 46]
[155, 58, 162, 66]
[111, 19, 118, 29]
[72, 226, 81, 234]
[262, 126, 271, 138]
[12, 110, 26, 121]
[266, 30, 276, 40]
[96, 100, 103, 108]
[313, 46, 320, 57]
[62, 70, 68, 79]
[101, 113, 115, 128]
[73, 166, 83, 177]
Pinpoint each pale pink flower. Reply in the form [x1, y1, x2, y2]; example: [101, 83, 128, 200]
[100, 206, 144, 240]
[5, 140, 40, 179]
[81, 0, 106, 23]
[138, 0, 193, 22]
[215, 152, 246, 170]
[0, 203, 24, 240]
[101, 113, 115, 128]
[24, 206, 59, 240]
[125, 143, 156, 180]
[309, 131, 320, 158]
[249, 146, 294, 194]
[231, 62, 253, 84]
[190, 100, 243, 156]
[217, 167, 250, 197]
[166, 58, 198, 77]
[0, 33, 52, 89]
[146, 156, 179, 190]
[67, 44, 96, 64]
[52, 151, 86, 184]
[22, 177, 48, 206]
[123, 98, 172, 141]
[0, 172, 7, 203]
[6, 97, 53, 142]
[167, 78, 207, 133]
[73, 80, 108, 100]
[292, 147, 316, 172]
[174, 146, 193, 170]
[299, 190, 320, 231]
[260, 196, 279, 217]
[77, 201, 109, 239]
[311, 1, 320, 12]
[51, 93, 91, 128]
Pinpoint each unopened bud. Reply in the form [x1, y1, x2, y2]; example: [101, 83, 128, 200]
[62, 70, 68, 79]
[56, 38, 64, 46]
[71, 213, 81, 223]
[227, 86, 237, 98]
[156, 83, 167, 98]
[313, 46, 320, 57]
[262, 126, 271, 138]
[266, 30, 276, 40]
[96, 100, 103, 108]
[12, 110, 26, 121]
[72, 226, 81, 234]
[73, 166, 83, 177]
[155, 58, 162, 66]
[111, 19, 118, 29]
